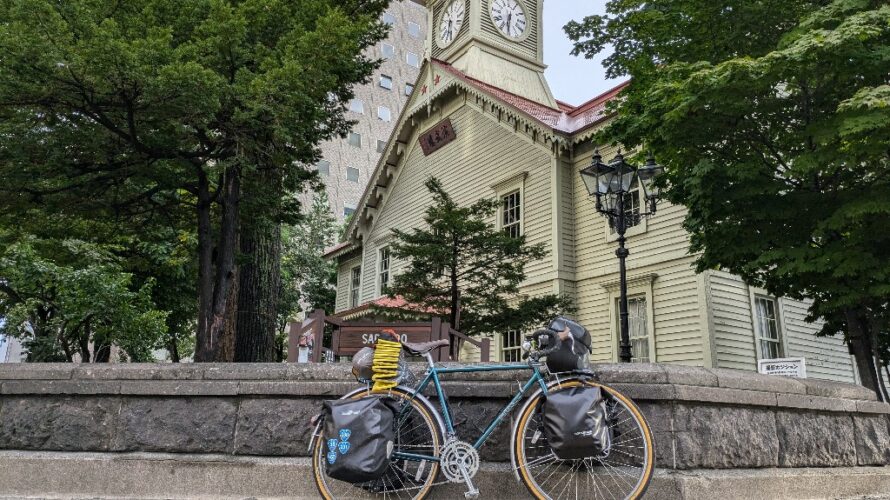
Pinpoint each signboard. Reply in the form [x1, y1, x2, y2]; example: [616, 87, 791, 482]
[334, 326, 437, 356]
[418, 118, 456, 156]
[758, 357, 807, 378]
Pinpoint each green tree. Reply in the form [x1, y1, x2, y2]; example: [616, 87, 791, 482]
[0, 237, 167, 362]
[567, 0, 890, 397]
[384, 178, 574, 357]
[0, 0, 391, 361]
[273, 190, 338, 360]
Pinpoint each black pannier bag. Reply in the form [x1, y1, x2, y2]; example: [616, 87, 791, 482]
[322, 396, 395, 483]
[543, 317, 592, 373]
[542, 386, 613, 460]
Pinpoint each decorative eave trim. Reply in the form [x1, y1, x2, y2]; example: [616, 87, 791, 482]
[489, 171, 528, 192]
[600, 273, 658, 293]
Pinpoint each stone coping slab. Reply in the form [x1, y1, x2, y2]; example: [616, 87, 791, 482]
[0, 451, 888, 500]
[0, 363, 884, 413]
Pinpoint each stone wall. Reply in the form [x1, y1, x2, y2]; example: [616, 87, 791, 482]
[0, 363, 887, 470]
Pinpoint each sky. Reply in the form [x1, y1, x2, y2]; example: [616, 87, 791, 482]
[542, 0, 619, 106]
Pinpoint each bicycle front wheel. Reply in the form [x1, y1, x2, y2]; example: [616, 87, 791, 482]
[312, 387, 443, 500]
[513, 379, 655, 500]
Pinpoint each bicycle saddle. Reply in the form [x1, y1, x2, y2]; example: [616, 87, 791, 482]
[402, 339, 450, 356]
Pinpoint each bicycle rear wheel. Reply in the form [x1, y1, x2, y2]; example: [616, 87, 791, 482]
[312, 387, 442, 500]
[513, 379, 655, 500]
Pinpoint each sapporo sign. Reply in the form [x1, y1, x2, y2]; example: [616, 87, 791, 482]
[419, 118, 456, 156]
[335, 326, 439, 356]
[758, 357, 807, 378]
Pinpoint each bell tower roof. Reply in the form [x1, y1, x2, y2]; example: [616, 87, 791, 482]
[422, 0, 557, 108]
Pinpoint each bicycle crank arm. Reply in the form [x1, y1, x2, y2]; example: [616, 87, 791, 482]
[460, 467, 480, 499]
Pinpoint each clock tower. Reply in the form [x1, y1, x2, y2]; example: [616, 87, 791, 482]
[423, 0, 557, 108]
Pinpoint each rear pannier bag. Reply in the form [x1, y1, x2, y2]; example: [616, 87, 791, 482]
[544, 317, 592, 374]
[542, 386, 612, 460]
[322, 396, 395, 483]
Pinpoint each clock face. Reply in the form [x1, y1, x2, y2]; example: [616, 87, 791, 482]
[490, 0, 528, 40]
[438, 0, 465, 48]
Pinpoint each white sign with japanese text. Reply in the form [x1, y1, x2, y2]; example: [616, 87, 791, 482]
[758, 357, 807, 378]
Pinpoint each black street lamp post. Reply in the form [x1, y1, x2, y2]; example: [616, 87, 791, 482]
[580, 150, 664, 363]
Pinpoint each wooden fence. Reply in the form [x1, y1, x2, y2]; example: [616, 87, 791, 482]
[287, 310, 491, 363]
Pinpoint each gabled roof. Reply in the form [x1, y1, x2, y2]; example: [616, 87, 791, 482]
[332, 58, 629, 252]
[433, 59, 628, 135]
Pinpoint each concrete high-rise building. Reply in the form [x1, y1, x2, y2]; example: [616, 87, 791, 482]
[312, 2, 427, 221]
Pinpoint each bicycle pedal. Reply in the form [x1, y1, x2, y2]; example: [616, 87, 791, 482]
[464, 490, 480, 499]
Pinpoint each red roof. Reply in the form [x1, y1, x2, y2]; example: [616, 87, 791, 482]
[322, 241, 352, 258]
[432, 59, 629, 135]
[338, 295, 445, 319]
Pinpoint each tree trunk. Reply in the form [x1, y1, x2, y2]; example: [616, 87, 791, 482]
[195, 166, 241, 362]
[846, 308, 884, 400]
[195, 170, 215, 361]
[234, 173, 281, 363]
[217, 261, 239, 362]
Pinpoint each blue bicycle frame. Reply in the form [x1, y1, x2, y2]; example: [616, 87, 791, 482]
[391, 357, 552, 463]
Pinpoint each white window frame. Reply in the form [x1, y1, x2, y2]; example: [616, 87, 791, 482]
[349, 98, 364, 114]
[379, 74, 393, 90]
[376, 139, 387, 153]
[349, 265, 362, 308]
[501, 329, 523, 362]
[405, 83, 415, 96]
[382, 12, 396, 25]
[605, 180, 647, 241]
[346, 166, 360, 183]
[749, 290, 788, 362]
[603, 274, 657, 363]
[376, 246, 391, 296]
[377, 105, 391, 122]
[347, 132, 362, 148]
[406, 51, 420, 68]
[382, 43, 395, 59]
[408, 21, 421, 38]
[491, 172, 527, 237]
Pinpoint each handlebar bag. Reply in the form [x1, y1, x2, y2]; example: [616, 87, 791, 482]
[544, 317, 592, 374]
[542, 386, 612, 460]
[322, 396, 395, 483]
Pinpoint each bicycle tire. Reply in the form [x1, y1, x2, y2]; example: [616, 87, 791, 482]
[312, 387, 443, 500]
[512, 379, 655, 500]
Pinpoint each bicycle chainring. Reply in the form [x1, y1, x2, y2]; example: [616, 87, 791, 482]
[440, 439, 480, 483]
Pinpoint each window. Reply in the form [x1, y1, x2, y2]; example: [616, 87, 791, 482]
[616, 296, 650, 363]
[382, 12, 396, 25]
[610, 178, 642, 234]
[344, 206, 356, 218]
[406, 83, 415, 96]
[379, 74, 393, 90]
[382, 43, 395, 59]
[349, 99, 364, 114]
[408, 22, 421, 38]
[349, 266, 361, 308]
[346, 167, 360, 182]
[502, 191, 522, 238]
[377, 247, 391, 294]
[348, 132, 361, 148]
[377, 140, 387, 153]
[406, 52, 420, 68]
[754, 296, 783, 359]
[502, 330, 522, 362]
[377, 106, 391, 122]
[316, 160, 330, 175]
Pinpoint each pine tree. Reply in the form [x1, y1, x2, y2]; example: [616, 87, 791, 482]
[384, 178, 574, 355]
